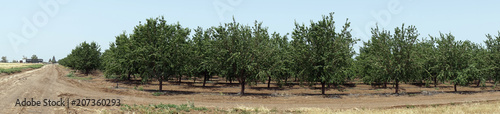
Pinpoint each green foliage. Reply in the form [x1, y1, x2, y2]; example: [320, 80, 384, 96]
[59, 41, 101, 76]
[291, 12, 357, 95]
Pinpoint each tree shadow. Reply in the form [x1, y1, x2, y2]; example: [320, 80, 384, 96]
[250, 87, 285, 91]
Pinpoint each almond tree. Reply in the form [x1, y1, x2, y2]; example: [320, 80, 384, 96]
[485, 33, 500, 85]
[292, 12, 357, 95]
[266, 32, 292, 88]
[212, 19, 270, 95]
[433, 33, 477, 92]
[130, 16, 190, 91]
[357, 26, 393, 87]
[415, 38, 440, 87]
[60, 41, 101, 75]
[102, 33, 137, 80]
[188, 27, 219, 87]
[359, 24, 419, 93]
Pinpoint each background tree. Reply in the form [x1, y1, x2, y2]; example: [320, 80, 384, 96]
[1, 56, 7, 63]
[357, 26, 393, 88]
[292, 12, 357, 95]
[188, 27, 219, 87]
[415, 37, 440, 87]
[467, 43, 490, 87]
[52, 56, 56, 63]
[266, 32, 292, 88]
[31, 55, 38, 62]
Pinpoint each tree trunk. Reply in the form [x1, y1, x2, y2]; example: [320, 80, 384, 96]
[383, 81, 388, 88]
[203, 73, 208, 87]
[178, 75, 182, 85]
[454, 83, 457, 92]
[321, 81, 326, 95]
[267, 76, 271, 88]
[284, 77, 288, 85]
[434, 77, 437, 87]
[127, 72, 131, 80]
[84, 70, 89, 76]
[229, 77, 232, 84]
[477, 80, 481, 87]
[159, 78, 163, 91]
[395, 79, 399, 94]
[419, 80, 423, 87]
[239, 78, 245, 95]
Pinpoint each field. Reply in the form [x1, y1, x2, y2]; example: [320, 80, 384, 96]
[0, 63, 43, 74]
[0, 64, 499, 113]
[0, 63, 39, 69]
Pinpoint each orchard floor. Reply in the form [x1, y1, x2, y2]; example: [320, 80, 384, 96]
[0, 64, 499, 113]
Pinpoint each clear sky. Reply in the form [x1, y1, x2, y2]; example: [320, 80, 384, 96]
[1, 0, 499, 62]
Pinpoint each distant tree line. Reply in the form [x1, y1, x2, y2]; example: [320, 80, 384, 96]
[59, 12, 500, 95]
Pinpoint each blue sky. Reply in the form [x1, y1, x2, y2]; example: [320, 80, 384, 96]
[1, 0, 499, 61]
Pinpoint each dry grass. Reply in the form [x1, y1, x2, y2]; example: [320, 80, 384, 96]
[283, 101, 500, 114]
[0, 63, 41, 69]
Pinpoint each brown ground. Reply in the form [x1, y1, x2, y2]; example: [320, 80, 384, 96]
[0, 64, 499, 113]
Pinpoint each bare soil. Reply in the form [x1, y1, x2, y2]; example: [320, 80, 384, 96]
[1, 64, 499, 113]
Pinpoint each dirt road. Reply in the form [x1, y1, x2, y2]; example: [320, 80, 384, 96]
[1, 64, 499, 113]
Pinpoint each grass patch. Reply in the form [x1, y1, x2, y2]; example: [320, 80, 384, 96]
[69, 76, 93, 80]
[66, 71, 75, 77]
[0, 64, 43, 74]
[66, 71, 92, 80]
[120, 102, 209, 113]
[406, 105, 416, 108]
[152, 92, 163, 96]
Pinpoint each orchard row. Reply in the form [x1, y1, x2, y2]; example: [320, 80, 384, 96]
[59, 12, 500, 95]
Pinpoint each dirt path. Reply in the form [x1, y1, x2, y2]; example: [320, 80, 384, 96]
[0, 64, 499, 113]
